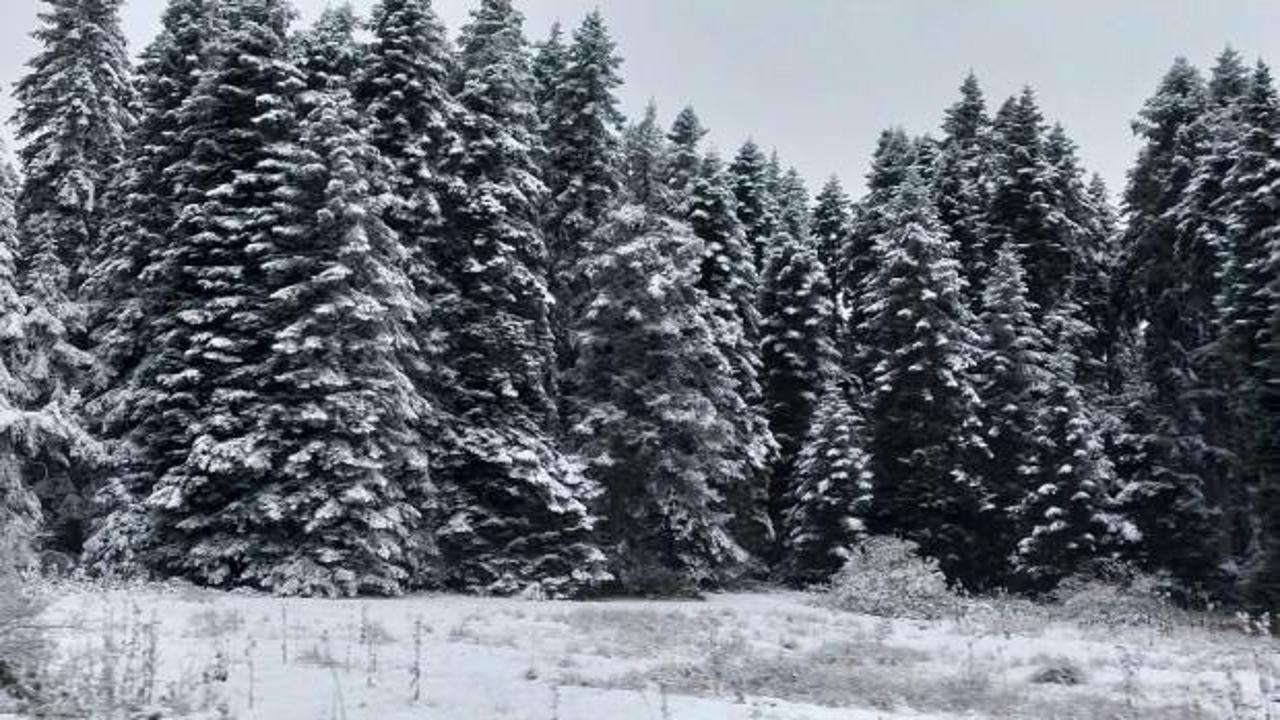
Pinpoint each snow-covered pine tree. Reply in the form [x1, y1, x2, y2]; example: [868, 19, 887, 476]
[569, 205, 747, 594]
[988, 88, 1073, 320]
[356, 0, 457, 413]
[542, 9, 624, 377]
[934, 73, 993, 308]
[664, 106, 708, 209]
[621, 100, 670, 212]
[1012, 378, 1113, 594]
[859, 168, 989, 588]
[846, 128, 917, 382]
[296, 4, 362, 109]
[250, 64, 433, 597]
[810, 176, 853, 317]
[686, 154, 775, 566]
[1117, 57, 1227, 595]
[84, 0, 220, 569]
[775, 167, 811, 242]
[531, 21, 566, 125]
[13, 0, 132, 554]
[1220, 63, 1280, 606]
[761, 231, 835, 553]
[974, 243, 1052, 587]
[729, 140, 779, 274]
[0, 151, 96, 562]
[15, 0, 134, 297]
[135, 0, 308, 588]
[783, 375, 871, 585]
[432, 0, 608, 598]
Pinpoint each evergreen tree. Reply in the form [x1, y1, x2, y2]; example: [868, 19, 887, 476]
[783, 376, 872, 585]
[569, 206, 747, 593]
[249, 76, 433, 597]
[975, 244, 1053, 586]
[859, 169, 989, 588]
[0, 152, 97, 560]
[542, 10, 624, 376]
[621, 100, 669, 211]
[988, 88, 1072, 319]
[775, 167, 810, 241]
[846, 128, 916, 380]
[1118, 57, 1227, 593]
[664, 106, 708, 207]
[760, 231, 835, 550]
[1013, 379, 1113, 593]
[531, 21, 566, 124]
[433, 0, 608, 597]
[810, 176, 853, 315]
[15, 0, 134, 297]
[133, 0, 309, 588]
[13, 0, 132, 554]
[934, 73, 993, 306]
[729, 140, 778, 273]
[686, 155, 775, 565]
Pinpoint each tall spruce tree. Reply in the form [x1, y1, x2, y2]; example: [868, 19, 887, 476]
[569, 206, 747, 593]
[975, 244, 1053, 586]
[783, 376, 872, 585]
[85, 0, 219, 567]
[13, 0, 133, 554]
[133, 0, 309, 588]
[664, 106, 708, 207]
[859, 169, 989, 588]
[729, 140, 779, 274]
[810, 176, 853, 316]
[433, 0, 608, 597]
[1118, 58, 1226, 594]
[621, 100, 669, 211]
[775, 167, 811, 241]
[760, 232, 835, 552]
[934, 73, 993, 307]
[687, 154, 775, 565]
[542, 11, 624, 381]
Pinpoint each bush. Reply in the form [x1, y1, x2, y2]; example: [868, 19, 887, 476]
[1054, 570, 1179, 632]
[0, 536, 48, 708]
[823, 536, 962, 620]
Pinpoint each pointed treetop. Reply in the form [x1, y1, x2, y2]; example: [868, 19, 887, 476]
[943, 72, 988, 141]
[1208, 46, 1249, 107]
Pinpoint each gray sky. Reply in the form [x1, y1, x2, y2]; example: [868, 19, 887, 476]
[2, 0, 1280, 200]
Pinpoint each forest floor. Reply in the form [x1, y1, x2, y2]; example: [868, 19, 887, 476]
[5, 582, 1279, 719]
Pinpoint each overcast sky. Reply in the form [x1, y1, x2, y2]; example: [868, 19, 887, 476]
[2, 0, 1280, 200]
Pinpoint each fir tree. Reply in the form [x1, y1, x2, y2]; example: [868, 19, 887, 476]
[664, 106, 708, 207]
[15, 0, 134, 297]
[988, 88, 1072, 319]
[934, 73, 993, 306]
[569, 206, 747, 593]
[1118, 57, 1227, 593]
[783, 376, 872, 585]
[433, 0, 608, 597]
[810, 176, 853, 316]
[761, 231, 835, 551]
[775, 167, 811, 241]
[13, 0, 132, 554]
[250, 79, 433, 597]
[1013, 380, 1113, 594]
[729, 140, 779, 273]
[859, 169, 989, 588]
[134, 0, 309, 588]
[975, 244, 1053, 586]
[84, 0, 219, 567]
[687, 155, 775, 565]
[621, 100, 669, 211]
[542, 10, 624, 377]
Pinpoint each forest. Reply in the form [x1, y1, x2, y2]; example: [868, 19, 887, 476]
[1, 0, 1279, 612]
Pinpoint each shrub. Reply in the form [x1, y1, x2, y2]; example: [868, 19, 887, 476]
[823, 536, 962, 620]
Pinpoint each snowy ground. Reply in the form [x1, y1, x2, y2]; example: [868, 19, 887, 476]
[13, 583, 1280, 719]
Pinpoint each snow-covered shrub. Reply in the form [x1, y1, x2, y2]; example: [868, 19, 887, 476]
[824, 536, 962, 620]
[0, 534, 48, 709]
[1029, 657, 1087, 685]
[1055, 570, 1178, 631]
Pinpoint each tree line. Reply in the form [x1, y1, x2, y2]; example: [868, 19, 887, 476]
[1, 0, 1279, 606]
